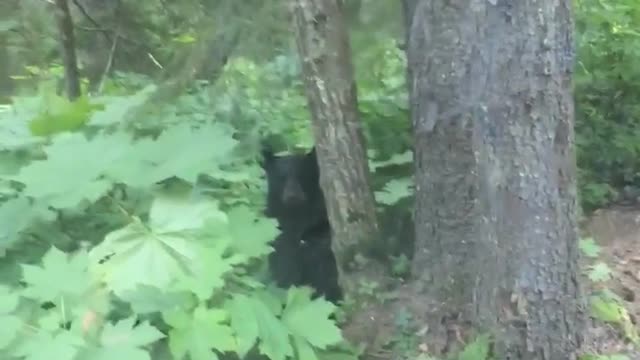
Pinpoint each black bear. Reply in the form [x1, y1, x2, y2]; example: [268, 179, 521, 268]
[261, 147, 327, 234]
[260, 146, 342, 304]
[297, 225, 342, 303]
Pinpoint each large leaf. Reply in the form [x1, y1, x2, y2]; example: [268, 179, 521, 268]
[281, 287, 341, 350]
[78, 318, 164, 360]
[107, 122, 238, 187]
[12, 132, 133, 209]
[165, 306, 235, 360]
[88, 194, 227, 297]
[21, 247, 91, 304]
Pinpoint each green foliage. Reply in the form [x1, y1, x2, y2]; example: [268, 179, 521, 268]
[375, 178, 413, 206]
[0, 83, 347, 359]
[28, 95, 102, 136]
[457, 334, 491, 360]
[579, 239, 614, 282]
[575, 0, 640, 210]
[579, 238, 640, 356]
[4, 0, 640, 357]
[0, 38, 409, 359]
[212, 40, 410, 162]
[355, 40, 410, 157]
[590, 290, 639, 346]
[586, 262, 613, 283]
[579, 238, 602, 258]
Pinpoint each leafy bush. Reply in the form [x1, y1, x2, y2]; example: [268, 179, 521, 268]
[11, 5, 640, 353]
[0, 88, 349, 359]
[575, 0, 640, 210]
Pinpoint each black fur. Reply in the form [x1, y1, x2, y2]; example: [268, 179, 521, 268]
[261, 147, 327, 234]
[299, 224, 342, 303]
[261, 147, 341, 303]
[268, 232, 305, 288]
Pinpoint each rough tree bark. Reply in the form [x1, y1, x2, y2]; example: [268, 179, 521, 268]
[54, 0, 81, 100]
[289, 0, 384, 295]
[407, 0, 583, 358]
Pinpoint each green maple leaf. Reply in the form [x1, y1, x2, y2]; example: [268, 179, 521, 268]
[118, 285, 195, 315]
[0, 104, 40, 150]
[148, 192, 227, 233]
[165, 306, 235, 360]
[281, 287, 342, 350]
[73, 317, 164, 360]
[88, 194, 227, 297]
[458, 334, 491, 360]
[21, 246, 91, 303]
[590, 294, 626, 323]
[172, 246, 237, 302]
[77, 347, 151, 360]
[103, 136, 158, 187]
[579, 237, 601, 258]
[251, 297, 294, 360]
[28, 94, 101, 136]
[588, 262, 612, 282]
[147, 122, 238, 183]
[292, 335, 322, 360]
[107, 123, 238, 187]
[375, 177, 413, 205]
[12, 132, 133, 208]
[89, 219, 196, 297]
[227, 294, 259, 358]
[0, 149, 30, 177]
[0, 197, 54, 248]
[89, 85, 156, 126]
[369, 151, 412, 171]
[102, 317, 165, 348]
[0, 285, 22, 349]
[227, 206, 278, 259]
[12, 331, 85, 360]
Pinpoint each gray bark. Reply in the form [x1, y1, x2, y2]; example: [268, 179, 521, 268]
[290, 0, 385, 296]
[407, 0, 583, 358]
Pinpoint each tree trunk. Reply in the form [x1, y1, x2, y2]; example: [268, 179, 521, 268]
[0, 34, 12, 103]
[401, 0, 417, 45]
[54, 0, 81, 100]
[407, 0, 583, 358]
[289, 0, 384, 296]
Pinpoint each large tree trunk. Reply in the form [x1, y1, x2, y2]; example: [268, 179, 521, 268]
[289, 0, 384, 296]
[407, 0, 583, 358]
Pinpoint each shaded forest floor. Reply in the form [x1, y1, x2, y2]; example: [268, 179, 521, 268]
[581, 204, 640, 358]
[342, 204, 640, 359]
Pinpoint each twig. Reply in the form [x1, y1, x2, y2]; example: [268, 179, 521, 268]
[96, 31, 118, 94]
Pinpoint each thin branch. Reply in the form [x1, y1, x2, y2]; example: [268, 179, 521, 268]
[71, 0, 104, 33]
[95, 32, 118, 94]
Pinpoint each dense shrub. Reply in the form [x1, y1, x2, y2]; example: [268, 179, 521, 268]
[575, 0, 640, 210]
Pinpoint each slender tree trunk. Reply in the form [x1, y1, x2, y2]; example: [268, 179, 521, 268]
[407, 0, 583, 358]
[54, 0, 81, 100]
[289, 0, 384, 296]
[401, 0, 417, 45]
[0, 34, 12, 103]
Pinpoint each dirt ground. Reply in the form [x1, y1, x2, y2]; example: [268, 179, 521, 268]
[581, 205, 640, 358]
[342, 205, 640, 359]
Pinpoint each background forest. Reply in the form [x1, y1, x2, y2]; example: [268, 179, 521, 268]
[0, 0, 638, 359]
